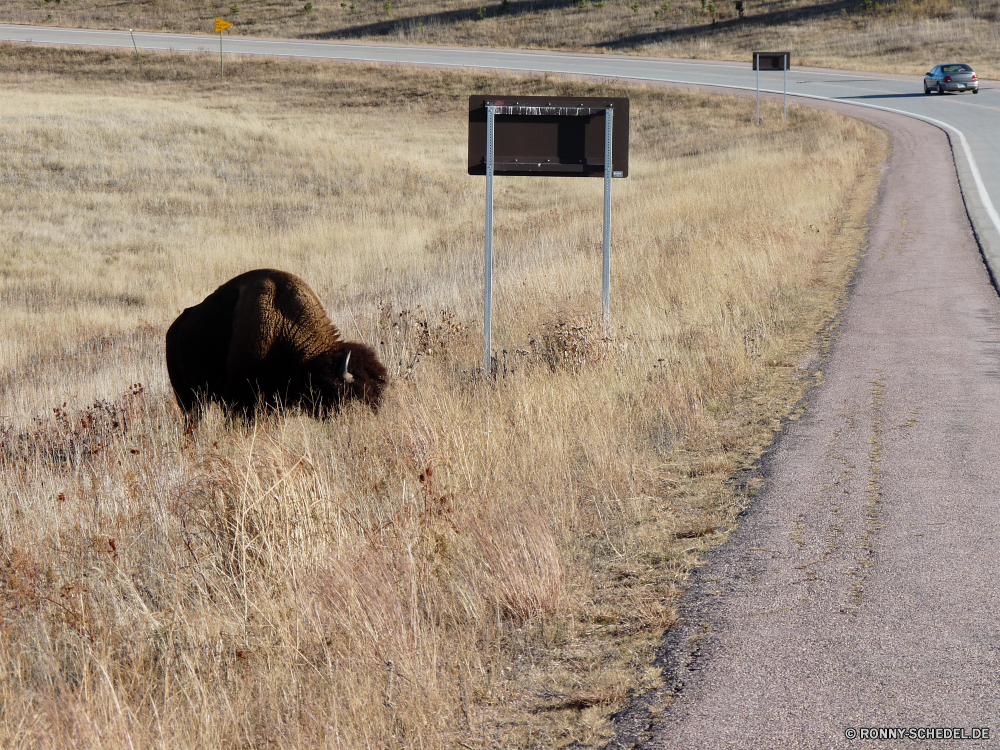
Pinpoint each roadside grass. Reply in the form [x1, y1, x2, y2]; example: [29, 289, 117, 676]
[0, 47, 883, 747]
[3, 0, 999, 78]
[640, 0, 1000, 78]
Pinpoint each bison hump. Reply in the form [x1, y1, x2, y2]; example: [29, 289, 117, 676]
[227, 270, 343, 372]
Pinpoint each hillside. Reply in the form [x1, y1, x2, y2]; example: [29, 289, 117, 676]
[2, 0, 998, 76]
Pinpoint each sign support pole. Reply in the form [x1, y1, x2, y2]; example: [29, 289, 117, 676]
[602, 106, 613, 338]
[484, 104, 496, 373]
[129, 29, 144, 76]
[469, 95, 629, 368]
[214, 18, 233, 74]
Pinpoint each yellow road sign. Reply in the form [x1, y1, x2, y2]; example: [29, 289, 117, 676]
[215, 18, 233, 33]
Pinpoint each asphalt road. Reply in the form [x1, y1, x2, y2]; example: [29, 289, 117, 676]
[625, 103, 1000, 750]
[3, 26, 1000, 748]
[2, 24, 1000, 275]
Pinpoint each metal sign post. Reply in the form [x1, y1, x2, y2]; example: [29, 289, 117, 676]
[129, 29, 144, 76]
[753, 52, 791, 123]
[470, 96, 629, 373]
[755, 53, 760, 126]
[484, 105, 495, 372]
[215, 18, 233, 75]
[602, 107, 613, 337]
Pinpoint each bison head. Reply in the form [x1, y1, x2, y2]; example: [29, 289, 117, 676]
[306, 342, 388, 416]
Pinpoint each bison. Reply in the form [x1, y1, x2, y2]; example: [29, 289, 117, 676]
[166, 268, 387, 424]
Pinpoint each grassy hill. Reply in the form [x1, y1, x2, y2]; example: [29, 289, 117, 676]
[3, 0, 999, 76]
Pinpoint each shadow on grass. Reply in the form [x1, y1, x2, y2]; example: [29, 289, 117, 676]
[301, 0, 580, 40]
[596, 0, 862, 50]
[300, 0, 872, 51]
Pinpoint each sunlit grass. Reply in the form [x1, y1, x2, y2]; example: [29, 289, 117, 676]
[1, 0, 997, 78]
[0, 47, 884, 747]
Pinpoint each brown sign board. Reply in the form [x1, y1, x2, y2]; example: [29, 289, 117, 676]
[753, 52, 790, 71]
[468, 95, 629, 178]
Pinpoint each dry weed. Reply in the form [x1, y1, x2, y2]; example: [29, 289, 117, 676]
[0, 48, 884, 747]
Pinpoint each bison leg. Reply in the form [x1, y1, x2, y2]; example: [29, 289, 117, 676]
[218, 378, 267, 425]
[171, 386, 206, 428]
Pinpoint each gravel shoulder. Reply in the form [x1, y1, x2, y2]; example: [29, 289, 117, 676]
[613, 102, 1000, 749]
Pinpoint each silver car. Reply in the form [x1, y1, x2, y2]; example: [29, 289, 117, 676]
[924, 63, 979, 95]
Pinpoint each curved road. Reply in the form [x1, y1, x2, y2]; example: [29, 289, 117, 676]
[3, 25, 1000, 749]
[626, 105, 1000, 749]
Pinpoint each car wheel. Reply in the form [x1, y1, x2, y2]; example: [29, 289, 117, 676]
[973, 88, 979, 94]
[937, 83, 946, 94]
[924, 85, 932, 95]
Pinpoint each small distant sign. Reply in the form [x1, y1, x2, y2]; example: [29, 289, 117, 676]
[753, 52, 790, 71]
[468, 96, 629, 178]
[215, 18, 233, 33]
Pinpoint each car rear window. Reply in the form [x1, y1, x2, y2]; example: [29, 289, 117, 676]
[942, 64, 972, 73]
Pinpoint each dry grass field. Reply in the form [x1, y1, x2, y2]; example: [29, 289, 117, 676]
[0, 46, 883, 747]
[3, 0, 999, 78]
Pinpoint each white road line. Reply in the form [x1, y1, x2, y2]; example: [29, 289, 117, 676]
[557, 70, 1000, 242]
[793, 95, 1000, 240]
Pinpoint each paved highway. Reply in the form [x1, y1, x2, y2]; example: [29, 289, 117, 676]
[1, 24, 999, 277]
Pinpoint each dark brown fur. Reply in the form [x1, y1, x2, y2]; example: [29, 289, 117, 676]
[166, 269, 387, 424]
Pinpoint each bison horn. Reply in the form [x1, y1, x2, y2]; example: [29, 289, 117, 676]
[340, 350, 354, 383]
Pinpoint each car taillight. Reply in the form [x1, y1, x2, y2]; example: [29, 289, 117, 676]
[943, 76, 952, 82]
[972, 74, 978, 80]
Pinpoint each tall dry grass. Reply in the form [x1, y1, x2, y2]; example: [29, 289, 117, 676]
[3, 0, 999, 78]
[0, 48, 883, 747]
[641, 0, 1000, 77]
